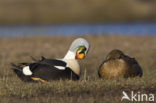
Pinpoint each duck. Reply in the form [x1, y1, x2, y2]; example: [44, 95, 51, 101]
[11, 38, 90, 82]
[98, 49, 143, 79]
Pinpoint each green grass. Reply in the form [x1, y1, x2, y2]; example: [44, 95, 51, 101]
[0, 35, 156, 103]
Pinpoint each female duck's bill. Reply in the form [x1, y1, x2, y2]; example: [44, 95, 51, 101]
[11, 38, 90, 82]
[98, 49, 143, 79]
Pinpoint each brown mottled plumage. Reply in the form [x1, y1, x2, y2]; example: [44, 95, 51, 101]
[98, 49, 143, 79]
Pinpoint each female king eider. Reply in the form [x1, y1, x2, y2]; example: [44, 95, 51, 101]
[98, 49, 143, 79]
[11, 38, 90, 82]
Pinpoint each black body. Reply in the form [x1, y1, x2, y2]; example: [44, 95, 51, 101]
[11, 57, 79, 82]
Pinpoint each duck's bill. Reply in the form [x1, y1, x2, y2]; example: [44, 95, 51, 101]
[76, 53, 85, 59]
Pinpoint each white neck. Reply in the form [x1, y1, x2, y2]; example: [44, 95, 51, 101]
[63, 50, 76, 60]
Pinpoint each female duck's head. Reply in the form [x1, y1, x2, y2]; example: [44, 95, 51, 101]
[106, 49, 124, 60]
[64, 38, 90, 60]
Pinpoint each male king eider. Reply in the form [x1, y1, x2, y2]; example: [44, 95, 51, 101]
[98, 49, 143, 79]
[11, 38, 90, 82]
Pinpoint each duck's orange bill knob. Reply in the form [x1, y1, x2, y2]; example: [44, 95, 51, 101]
[76, 53, 85, 59]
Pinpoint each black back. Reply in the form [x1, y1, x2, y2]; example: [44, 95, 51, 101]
[29, 59, 79, 80]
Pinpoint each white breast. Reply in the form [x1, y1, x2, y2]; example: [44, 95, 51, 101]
[63, 59, 80, 75]
[23, 66, 32, 75]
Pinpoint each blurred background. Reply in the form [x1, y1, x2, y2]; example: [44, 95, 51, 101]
[0, 0, 156, 37]
[0, 1, 156, 102]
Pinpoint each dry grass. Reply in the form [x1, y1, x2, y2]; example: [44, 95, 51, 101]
[0, 35, 156, 103]
[0, 0, 156, 24]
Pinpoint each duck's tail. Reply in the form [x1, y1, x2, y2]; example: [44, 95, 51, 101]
[11, 63, 32, 82]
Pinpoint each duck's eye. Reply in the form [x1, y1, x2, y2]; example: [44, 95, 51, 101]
[77, 46, 87, 54]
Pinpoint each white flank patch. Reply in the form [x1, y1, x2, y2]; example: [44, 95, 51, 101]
[23, 66, 32, 75]
[54, 66, 65, 70]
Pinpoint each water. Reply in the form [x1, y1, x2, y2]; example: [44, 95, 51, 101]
[0, 23, 156, 37]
